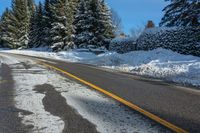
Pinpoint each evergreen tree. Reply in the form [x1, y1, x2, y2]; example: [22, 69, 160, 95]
[0, 0, 115, 50]
[185, 0, 200, 26]
[87, 0, 114, 47]
[9, 0, 32, 48]
[65, 0, 79, 48]
[74, 0, 95, 48]
[0, 8, 15, 48]
[29, 2, 45, 48]
[89, 0, 101, 46]
[99, 0, 114, 40]
[160, 0, 200, 27]
[27, 0, 35, 15]
[74, 0, 114, 48]
[0, 15, 2, 47]
[43, 0, 54, 47]
[50, 0, 70, 51]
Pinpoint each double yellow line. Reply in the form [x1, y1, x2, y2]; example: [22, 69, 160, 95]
[38, 61, 188, 133]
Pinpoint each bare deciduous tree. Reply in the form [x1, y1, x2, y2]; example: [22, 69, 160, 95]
[111, 9, 123, 36]
[130, 26, 144, 39]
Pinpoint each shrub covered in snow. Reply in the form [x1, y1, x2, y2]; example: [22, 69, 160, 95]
[109, 38, 137, 54]
[137, 27, 200, 56]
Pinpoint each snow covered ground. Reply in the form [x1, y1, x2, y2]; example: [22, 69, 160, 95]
[0, 54, 168, 133]
[2, 48, 200, 88]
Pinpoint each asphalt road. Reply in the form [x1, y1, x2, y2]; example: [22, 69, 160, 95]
[0, 54, 98, 133]
[0, 61, 32, 133]
[2, 53, 200, 133]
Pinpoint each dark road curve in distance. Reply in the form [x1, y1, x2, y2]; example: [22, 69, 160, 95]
[1, 52, 200, 133]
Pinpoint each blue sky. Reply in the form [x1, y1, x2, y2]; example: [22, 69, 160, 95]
[0, 0, 168, 33]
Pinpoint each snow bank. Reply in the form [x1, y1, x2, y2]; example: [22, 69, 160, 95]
[97, 48, 200, 87]
[2, 48, 200, 87]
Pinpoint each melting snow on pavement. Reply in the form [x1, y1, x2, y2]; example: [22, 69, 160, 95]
[0, 54, 170, 133]
[0, 54, 65, 132]
[47, 74, 169, 133]
[3, 48, 200, 87]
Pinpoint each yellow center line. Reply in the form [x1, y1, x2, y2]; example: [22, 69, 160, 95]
[38, 61, 188, 133]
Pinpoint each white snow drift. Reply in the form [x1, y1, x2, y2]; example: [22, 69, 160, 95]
[2, 48, 200, 87]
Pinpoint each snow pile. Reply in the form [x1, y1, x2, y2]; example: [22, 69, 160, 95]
[93, 48, 200, 87]
[137, 27, 200, 56]
[2, 48, 200, 87]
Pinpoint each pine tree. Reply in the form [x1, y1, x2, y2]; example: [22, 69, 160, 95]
[9, 0, 32, 48]
[50, 0, 70, 51]
[65, 0, 79, 48]
[160, 0, 200, 27]
[27, 0, 35, 15]
[0, 15, 2, 47]
[74, 0, 95, 48]
[88, 0, 114, 47]
[29, 2, 45, 48]
[43, 0, 54, 47]
[185, 0, 200, 26]
[0, 8, 15, 48]
[99, 0, 114, 40]
[89, 0, 101, 46]
[74, 0, 114, 48]
[0, 0, 115, 50]
[160, 0, 187, 27]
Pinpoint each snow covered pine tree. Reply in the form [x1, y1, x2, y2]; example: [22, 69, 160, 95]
[50, 0, 79, 51]
[74, 0, 114, 48]
[160, 0, 200, 27]
[74, 0, 95, 48]
[0, 0, 34, 49]
[0, 8, 14, 48]
[29, 2, 46, 48]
